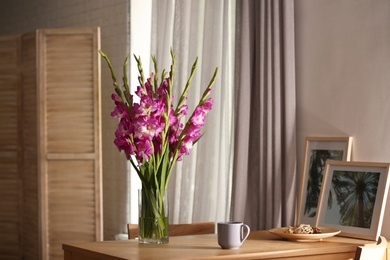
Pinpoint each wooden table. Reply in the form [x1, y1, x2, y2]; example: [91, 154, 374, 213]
[62, 230, 368, 260]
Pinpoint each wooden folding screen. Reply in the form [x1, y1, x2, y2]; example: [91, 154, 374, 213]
[0, 27, 102, 260]
[0, 35, 23, 259]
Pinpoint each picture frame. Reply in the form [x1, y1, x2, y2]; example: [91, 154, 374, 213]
[296, 137, 353, 226]
[315, 160, 390, 241]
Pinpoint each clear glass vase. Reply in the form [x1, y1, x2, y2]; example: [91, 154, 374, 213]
[138, 189, 169, 244]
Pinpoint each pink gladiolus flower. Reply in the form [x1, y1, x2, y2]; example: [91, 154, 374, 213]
[202, 98, 213, 113]
[177, 104, 188, 118]
[135, 116, 164, 139]
[156, 78, 169, 96]
[135, 85, 146, 97]
[112, 93, 121, 102]
[115, 120, 130, 137]
[168, 123, 183, 145]
[186, 129, 201, 142]
[144, 77, 153, 96]
[135, 140, 153, 162]
[169, 110, 178, 126]
[179, 135, 195, 156]
[153, 100, 166, 117]
[111, 94, 128, 119]
[191, 107, 206, 126]
[100, 49, 217, 174]
[114, 136, 134, 160]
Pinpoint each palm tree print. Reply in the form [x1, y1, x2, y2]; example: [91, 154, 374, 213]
[304, 150, 343, 218]
[330, 170, 379, 228]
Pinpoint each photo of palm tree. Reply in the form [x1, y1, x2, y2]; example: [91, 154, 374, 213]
[325, 170, 379, 228]
[304, 150, 343, 218]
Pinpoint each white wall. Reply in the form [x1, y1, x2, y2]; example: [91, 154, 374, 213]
[0, 0, 130, 240]
[295, 0, 390, 237]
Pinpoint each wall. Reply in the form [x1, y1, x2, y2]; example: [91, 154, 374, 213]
[295, 0, 390, 237]
[3, 0, 390, 240]
[0, 0, 130, 240]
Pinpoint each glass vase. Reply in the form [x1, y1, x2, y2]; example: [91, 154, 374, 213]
[138, 189, 169, 244]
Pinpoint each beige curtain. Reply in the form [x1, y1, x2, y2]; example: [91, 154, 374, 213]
[232, 0, 297, 230]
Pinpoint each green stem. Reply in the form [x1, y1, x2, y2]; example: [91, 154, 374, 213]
[139, 189, 168, 241]
[174, 57, 198, 116]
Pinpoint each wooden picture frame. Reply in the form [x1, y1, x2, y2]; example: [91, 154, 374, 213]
[315, 161, 390, 241]
[296, 137, 352, 225]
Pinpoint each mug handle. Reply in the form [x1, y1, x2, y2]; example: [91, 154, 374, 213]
[240, 224, 250, 243]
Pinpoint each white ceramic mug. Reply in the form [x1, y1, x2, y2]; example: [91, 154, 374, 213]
[217, 221, 250, 249]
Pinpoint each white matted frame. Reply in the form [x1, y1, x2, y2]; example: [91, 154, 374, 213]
[315, 161, 390, 241]
[296, 137, 352, 225]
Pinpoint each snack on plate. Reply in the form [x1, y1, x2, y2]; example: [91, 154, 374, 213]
[287, 224, 321, 234]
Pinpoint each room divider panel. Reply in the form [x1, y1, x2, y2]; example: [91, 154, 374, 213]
[0, 27, 102, 260]
[0, 35, 23, 260]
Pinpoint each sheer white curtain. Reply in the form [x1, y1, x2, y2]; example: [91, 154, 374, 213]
[148, 0, 236, 224]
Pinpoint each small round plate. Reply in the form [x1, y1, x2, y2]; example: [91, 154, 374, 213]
[268, 227, 341, 242]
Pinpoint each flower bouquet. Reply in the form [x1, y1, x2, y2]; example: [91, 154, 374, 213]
[99, 49, 218, 243]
